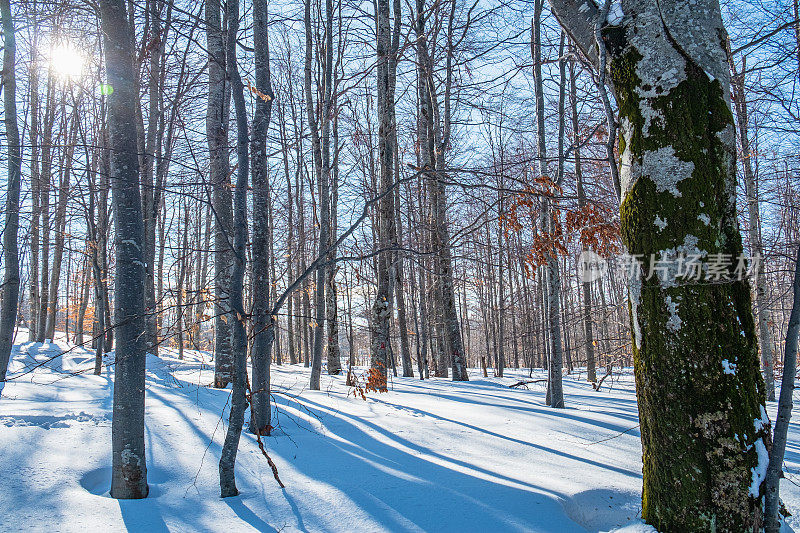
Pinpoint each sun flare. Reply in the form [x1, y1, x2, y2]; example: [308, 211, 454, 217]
[49, 43, 85, 80]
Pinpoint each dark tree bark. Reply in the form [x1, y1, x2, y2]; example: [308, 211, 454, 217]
[730, 58, 776, 401]
[371, 0, 400, 387]
[570, 54, 596, 383]
[99, 0, 149, 500]
[548, 0, 771, 527]
[206, 0, 234, 388]
[249, 0, 275, 435]
[36, 76, 54, 343]
[218, 0, 250, 497]
[0, 0, 22, 388]
[764, 244, 800, 531]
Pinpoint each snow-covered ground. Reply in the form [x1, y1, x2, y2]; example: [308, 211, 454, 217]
[1, 336, 797, 532]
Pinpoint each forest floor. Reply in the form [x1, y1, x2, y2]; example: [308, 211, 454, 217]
[1, 335, 798, 532]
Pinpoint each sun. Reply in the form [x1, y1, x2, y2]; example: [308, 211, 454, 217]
[49, 43, 85, 80]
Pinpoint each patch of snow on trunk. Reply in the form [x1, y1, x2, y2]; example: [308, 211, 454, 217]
[721, 359, 737, 375]
[749, 438, 769, 497]
[607, 0, 624, 25]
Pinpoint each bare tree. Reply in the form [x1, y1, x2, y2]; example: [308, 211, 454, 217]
[415, 0, 468, 381]
[730, 57, 776, 401]
[250, 0, 276, 435]
[371, 0, 401, 386]
[218, 0, 250, 497]
[0, 0, 22, 389]
[764, 243, 800, 531]
[570, 52, 596, 383]
[305, 0, 335, 390]
[99, 0, 149, 500]
[206, 0, 234, 388]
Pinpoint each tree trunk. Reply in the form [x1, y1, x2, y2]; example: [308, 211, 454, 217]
[97, 132, 113, 352]
[394, 184, 414, 377]
[764, 245, 800, 530]
[497, 208, 506, 378]
[305, 0, 331, 390]
[37, 76, 55, 343]
[141, 0, 167, 358]
[249, 0, 275, 435]
[730, 59, 776, 401]
[548, 0, 771, 527]
[371, 0, 398, 388]
[206, 0, 234, 388]
[99, 0, 149, 500]
[177, 209, 188, 361]
[76, 255, 90, 346]
[415, 0, 468, 382]
[326, 79, 342, 375]
[570, 54, 596, 382]
[88, 155, 106, 374]
[0, 0, 22, 388]
[28, 30, 41, 343]
[218, 0, 249, 495]
[45, 114, 77, 340]
[533, 6, 564, 407]
[280, 104, 298, 366]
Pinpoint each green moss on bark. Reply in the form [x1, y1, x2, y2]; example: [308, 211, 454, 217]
[611, 44, 768, 532]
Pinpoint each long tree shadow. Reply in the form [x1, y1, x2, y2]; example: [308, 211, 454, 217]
[300, 395, 640, 480]
[379, 386, 641, 439]
[224, 498, 279, 533]
[118, 498, 171, 533]
[267, 393, 590, 532]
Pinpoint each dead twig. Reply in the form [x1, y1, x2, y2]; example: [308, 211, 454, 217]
[509, 379, 548, 389]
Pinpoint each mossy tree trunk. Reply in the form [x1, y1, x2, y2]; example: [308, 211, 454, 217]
[549, 0, 770, 529]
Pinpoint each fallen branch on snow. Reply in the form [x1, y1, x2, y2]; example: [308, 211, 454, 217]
[509, 379, 548, 389]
